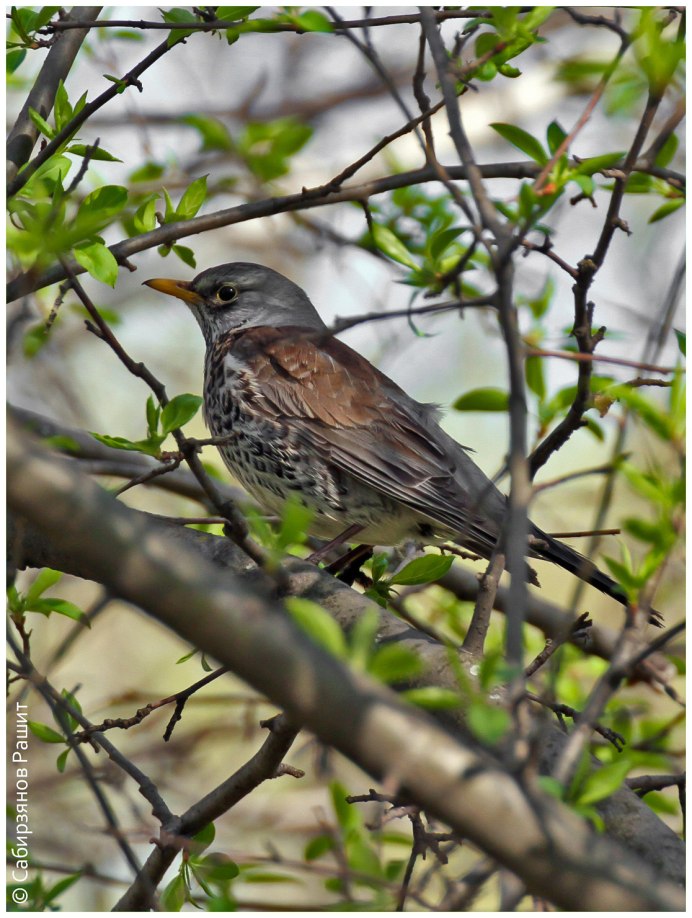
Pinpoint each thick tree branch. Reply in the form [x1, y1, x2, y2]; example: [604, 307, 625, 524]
[7, 421, 685, 907]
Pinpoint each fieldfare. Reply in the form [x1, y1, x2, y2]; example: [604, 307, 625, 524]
[144, 262, 660, 624]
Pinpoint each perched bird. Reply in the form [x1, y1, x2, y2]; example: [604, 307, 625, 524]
[144, 262, 659, 624]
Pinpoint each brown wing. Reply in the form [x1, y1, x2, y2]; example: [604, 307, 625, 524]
[230, 326, 502, 552]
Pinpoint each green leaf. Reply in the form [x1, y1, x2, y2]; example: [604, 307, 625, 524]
[371, 224, 418, 270]
[25, 568, 62, 605]
[129, 161, 165, 182]
[56, 749, 71, 773]
[276, 496, 313, 551]
[61, 689, 83, 729]
[160, 393, 203, 434]
[177, 175, 208, 219]
[28, 721, 65, 744]
[294, 10, 333, 32]
[181, 114, 233, 151]
[54, 80, 71, 131]
[648, 198, 684, 223]
[526, 276, 555, 320]
[370, 552, 389, 582]
[44, 435, 80, 453]
[575, 152, 625, 175]
[429, 226, 466, 260]
[344, 834, 382, 878]
[133, 196, 158, 234]
[75, 185, 128, 236]
[7, 49, 27, 73]
[546, 120, 567, 155]
[330, 781, 362, 834]
[23, 322, 50, 358]
[43, 873, 81, 906]
[304, 834, 334, 861]
[369, 644, 423, 684]
[28, 107, 55, 139]
[162, 6, 198, 46]
[401, 686, 462, 710]
[623, 516, 668, 547]
[489, 122, 547, 164]
[31, 597, 88, 623]
[389, 554, 454, 586]
[190, 822, 216, 854]
[573, 174, 595, 196]
[161, 874, 187, 911]
[577, 760, 631, 806]
[73, 241, 119, 287]
[285, 598, 347, 659]
[172, 244, 196, 268]
[674, 328, 685, 356]
[348, 608, 380, 671]
[525, 354, 546, 401]
[196, 853, 240, 881]
[146, 395, 160, 438]
[453, 387, 509, 412]
[654, 132, 679, 168]
[467, 701, 511, 743]
[67, 143, 122, 162]
[90, 432, 165, 457]
[603, 557, 638, 597]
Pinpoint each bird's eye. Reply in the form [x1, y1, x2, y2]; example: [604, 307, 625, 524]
[216, 284, 238, 304]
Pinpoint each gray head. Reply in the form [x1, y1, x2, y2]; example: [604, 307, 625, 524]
[144, 262, 326, 345]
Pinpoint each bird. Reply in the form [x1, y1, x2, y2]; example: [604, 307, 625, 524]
[144, 262, 661, 625]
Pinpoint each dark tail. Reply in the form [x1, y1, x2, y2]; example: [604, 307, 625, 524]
[531, 528, 663, 628]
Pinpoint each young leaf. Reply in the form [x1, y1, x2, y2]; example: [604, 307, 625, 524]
[73, 241, 119, 287]
[648, 199, 684, 224]
[304, 834, 334, 861]
[576, 760, 631, 806]
[546, 119, 567, 155]
[389, 554, 454, 586]
[454, 387, 509, 412]
[369, 643, 423, 684]
[54, 80, 72, 131]
[575, 152, 625, 175]
[467, 701, 511, 743]
[177, 175, 208, 220]
[180, 114, 233, 152]
[674, 328, 685, 356]
[402, 686, 462, 710]
[28, 721, 65, 744]
[489, 122, 548, 164]
[172, 244, 196, 268]
[525, 354, 546, 401]
[28, 107, 55, 139]
[67, 143, 122, 162]
[133, 196, 158, 234]
[285, 598, 347, 659]
[160, 393, 203, 434]
[25, 568, 62, 605]
[294, 10, 333, 32]
[371, 224, 418, 270]
[161, 874, 187, 911]
[30, 598, 88, 624]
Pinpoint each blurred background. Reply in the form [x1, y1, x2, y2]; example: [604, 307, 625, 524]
[7, 6, 685, 910]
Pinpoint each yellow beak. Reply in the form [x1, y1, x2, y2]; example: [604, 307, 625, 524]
[143, 277, 204, 305]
